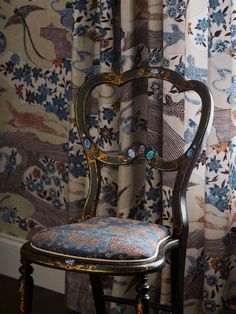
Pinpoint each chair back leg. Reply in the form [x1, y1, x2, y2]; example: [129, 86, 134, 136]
[171, 245, 186, 314]
[18, 259, 34, 314]
[90, 274, 107, 314]
[135, 274, 150, 314]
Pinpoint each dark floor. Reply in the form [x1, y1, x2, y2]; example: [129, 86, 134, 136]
[0, 274, 78, 314]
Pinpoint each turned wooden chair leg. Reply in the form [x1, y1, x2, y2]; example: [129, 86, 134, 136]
[135, 274, 149, 314]
[18, 259, 34, 314]
[90, 274, 107, 314]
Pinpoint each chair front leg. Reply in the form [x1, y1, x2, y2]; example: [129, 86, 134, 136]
[18, 259, 34, 314]
[135, 274, 149, 314]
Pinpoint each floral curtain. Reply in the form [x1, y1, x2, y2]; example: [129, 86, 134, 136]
[1, 0, 236, 313]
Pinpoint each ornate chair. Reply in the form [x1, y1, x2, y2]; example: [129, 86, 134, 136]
[18, 67, 214, 314]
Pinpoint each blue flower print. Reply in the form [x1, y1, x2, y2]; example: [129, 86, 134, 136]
[212, 10, 226, 27]
[175, 62, 185, 75]
[229, 168, 236, 189]
[231, 76, 236, 97]
[232, 25, 236, 37]
[46, 161, 56, 174]
[209, 184, 228, 198]
[8, 154, 16, 164]
[23, 72, 32, 86]
[26, 180, 35, 192]
[75, 0, 88, 12]
[232, 39, 236, 53]
[145, 169, 154, 181]
[217, 199, 228, 212]
[195, 33, 206, 46]
[35, 182, 43, 193]
[64, 87, 71, 101]
[196, 18, 209, 32]
[107, 0, 118, 9]
[205, 194, 228, 212]
[37, 83, 52, 97]
[163, 57, 170, 68]
[91, 12, 100, 25]
[208, 156, 222, 173]
[213, 40, 227, 53]
[206, 275, 217, 287]
[4, 150, 18, 173]
[52, 198, 61, 209]
[151, 201, 162, 215]
[10, 53, 20, 65]
[62, 171, 68, 184]
[209, 0, 220, 10]
[188, 255, 210, 276]
[49, 71, 59, 84]
[69, 129, 78, 143]
[220, 266, 230, 280]
[102, 183, 117, 204]
[18, 218, 28, 231]
[69, 163, 87, 178]
[167, 0, 176, 5]
[1, 207, 11, 223]
[63, 59, 71, 73]
[176, 1, 185, 15]
[204, 299, 217, 312]
[103, 108, 116, 124]
[32, 68, 42, 80]
[149, 51, 161, 65]
[75, 25, 87, 37]
[167, 7, 176, 19]
[99, 28, 107, 37]
[35, 92, 47, 105]
[14, 68, 24, 80]
[62, 142, 69, 153]
[53, 176, 61, 187]
[42, 175, 52, 185]
[188, 118, 196, 128]
[88, 116, 99, 129]
[146, 187, 160, 201]
[101, 48, 115, 65]
[75, 198, 86, 209]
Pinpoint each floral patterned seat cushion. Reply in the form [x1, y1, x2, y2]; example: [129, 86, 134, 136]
[31, 217, 170, 262]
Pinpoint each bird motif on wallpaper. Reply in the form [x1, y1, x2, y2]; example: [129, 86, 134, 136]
[5, 5, 49, 64]
[122, 22, 162, 51]
[6, 101, 67, 139]
[40, 23, 72, 60]
[163, 94, 184, 123]
[163, 24, 185, 50]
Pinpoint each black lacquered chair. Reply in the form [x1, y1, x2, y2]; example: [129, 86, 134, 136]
[18, 67, 214, 314]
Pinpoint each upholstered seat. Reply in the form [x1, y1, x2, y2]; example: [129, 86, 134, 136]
[32, 217, 170, 262]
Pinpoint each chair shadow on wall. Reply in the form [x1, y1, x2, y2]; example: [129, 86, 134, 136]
[17, 67, 214, 314]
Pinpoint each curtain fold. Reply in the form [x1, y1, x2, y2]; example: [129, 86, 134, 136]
[68, 1, 236, 313]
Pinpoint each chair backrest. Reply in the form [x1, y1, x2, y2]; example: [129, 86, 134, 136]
[75, 67, 214, 239]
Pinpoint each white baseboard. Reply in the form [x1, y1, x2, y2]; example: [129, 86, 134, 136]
[0, 232, 65, 294]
